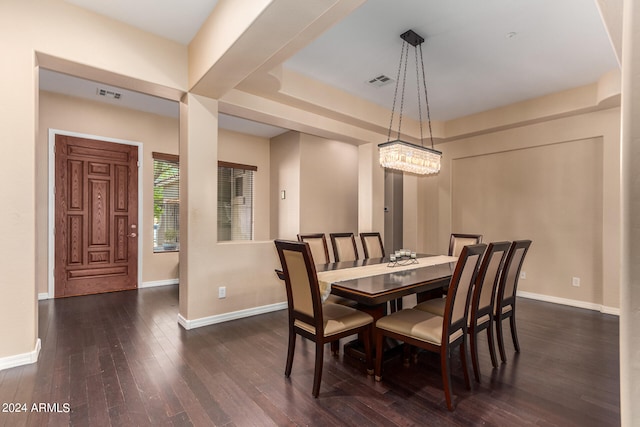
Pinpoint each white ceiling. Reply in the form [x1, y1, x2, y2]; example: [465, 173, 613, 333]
[53, 0, 618, 130]
[284, 0, 619, 121]
[64, 0, 219, 45]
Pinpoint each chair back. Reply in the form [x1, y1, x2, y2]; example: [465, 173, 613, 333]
[330, 232, 359, 262]
[275, 240, 323, 328]
[471, 241, 511, 322]
[495, 240, 532, 310]
[297, 233, 330, 264]
[449, 233, 483, 257]
[443, 244, 486, 339]
[360, 232, 385, 259]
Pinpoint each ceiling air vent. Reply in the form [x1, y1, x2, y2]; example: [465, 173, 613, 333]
[96, 88, 122, 99]
[366, 74, 394, 88]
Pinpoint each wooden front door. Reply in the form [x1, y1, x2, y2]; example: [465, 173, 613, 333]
[54, 134, 138, 297]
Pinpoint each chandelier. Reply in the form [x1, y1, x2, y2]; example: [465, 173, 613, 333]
[378, 30, 442, 175]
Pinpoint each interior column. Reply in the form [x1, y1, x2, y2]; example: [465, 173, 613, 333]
[620, 1, 640, 425]
[178, 94, 219, 323]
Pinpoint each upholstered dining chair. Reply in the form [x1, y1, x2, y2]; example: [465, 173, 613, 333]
[415, 233, 483, 304]
[330, 232, 359, 262]
[374, 244, 486, 411]
[360, 232, 385, 259]
[274, 239, 373, 398]
[297, 233, 357, 329]
[415, 241, 511, 382]
[297, 233, 331, 264]
[495, 239, 532, 363]
[360, 231, 404, 312]
[449, 233, 483, 257]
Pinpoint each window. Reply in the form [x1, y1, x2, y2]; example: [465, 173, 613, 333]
[153, 153, 180, 252]
[218, 161, 256, 241]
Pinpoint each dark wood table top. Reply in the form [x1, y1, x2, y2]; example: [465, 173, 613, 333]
[316, 255, 455, 306]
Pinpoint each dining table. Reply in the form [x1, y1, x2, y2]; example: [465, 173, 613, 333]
[315, 254, 458, 362]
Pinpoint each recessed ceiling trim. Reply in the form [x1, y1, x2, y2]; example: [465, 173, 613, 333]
[36, 52, 185, 102]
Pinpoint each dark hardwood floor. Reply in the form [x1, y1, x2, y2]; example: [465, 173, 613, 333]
[0, 286, 619, 426]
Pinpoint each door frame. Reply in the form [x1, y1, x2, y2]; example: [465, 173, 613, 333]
[47, 129, 143, 299]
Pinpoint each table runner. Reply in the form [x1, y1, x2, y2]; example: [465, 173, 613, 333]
[316, 255, 458, 302]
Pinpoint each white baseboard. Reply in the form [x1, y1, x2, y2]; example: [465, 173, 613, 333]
[517, 291, 620, 316]
[140, 279, 179, 289]
[178, 301, 288, 330]
[38, 279, 178, 299]
[0, 339, 41, 371]
[600, 305, 621, 316]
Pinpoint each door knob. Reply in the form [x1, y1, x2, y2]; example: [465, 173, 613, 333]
[128, 233, 137, 238]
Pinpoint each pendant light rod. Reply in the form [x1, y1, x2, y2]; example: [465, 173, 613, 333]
[378, 29, 442, 176]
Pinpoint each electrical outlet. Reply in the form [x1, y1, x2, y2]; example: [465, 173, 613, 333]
[572, 277, 581, 287]
[520, 271, 526, 279]
[218, 286, 226, 298]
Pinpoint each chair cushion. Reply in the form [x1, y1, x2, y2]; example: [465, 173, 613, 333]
[414, 297, 446, 316]
[295, 303, 373, 337]
[376, 308, 463, 346]
[416, 298, 491, 328]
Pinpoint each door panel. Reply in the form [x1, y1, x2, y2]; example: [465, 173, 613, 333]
[55, 135, 138, 297]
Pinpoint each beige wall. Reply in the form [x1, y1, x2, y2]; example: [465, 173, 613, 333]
[270, 132, 359, 241]
[452, 138, 603, 303]
[419, 107, 621, 311]
[299, 134, 358, 235]
[0, 0, 186, 360]
[357, 143, 385, 237]
[270, 131, 301, 240]
[37, 91, 181, 294]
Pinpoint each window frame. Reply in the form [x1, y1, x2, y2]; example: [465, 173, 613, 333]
[217, 161, 257, 242]
[153, 152, 180, 253]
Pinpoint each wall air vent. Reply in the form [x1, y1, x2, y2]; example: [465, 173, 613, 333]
[366, 74, 394, 88]
[96, 88, 122, 99]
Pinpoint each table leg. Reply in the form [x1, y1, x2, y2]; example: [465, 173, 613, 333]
[342, 303, 404, 367]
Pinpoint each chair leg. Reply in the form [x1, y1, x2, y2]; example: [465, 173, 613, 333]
[460, 340, 471, 390]
[486, 321, 498, 368]
[402, 343, 412, 366]
[509, 313, 521, 353]
[363, 327, 373, 375]
[374, 331, 384, 381]
[389, 299, 397, 313]
[330, 340, 339, 356]
[285, 328, 296, 377]
[496, 316, 507, 363]
[312, 341, 324, 398]
[469, 329, 481, 383]
[441, 347, 454, 411]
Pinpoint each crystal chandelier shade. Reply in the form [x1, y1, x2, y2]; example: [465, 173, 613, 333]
[379, 140, 441, 175]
